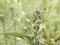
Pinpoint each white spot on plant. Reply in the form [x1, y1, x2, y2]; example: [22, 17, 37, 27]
[30, 22, 34, 26]
[39, 24, 44, 31]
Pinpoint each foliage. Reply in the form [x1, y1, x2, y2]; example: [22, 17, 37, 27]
[0, 0, 60, 45]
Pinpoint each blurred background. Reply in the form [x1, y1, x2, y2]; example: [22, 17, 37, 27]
[0, 0, 60, 45]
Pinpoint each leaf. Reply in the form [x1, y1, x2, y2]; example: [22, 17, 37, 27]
[2, 32, 30, 39]
[2, 32, 35, 45]
[46, 41, 53, 45]
[34, 24, 39, 31]
[54, 33, 60, 42]
[33, 14, 38, 20]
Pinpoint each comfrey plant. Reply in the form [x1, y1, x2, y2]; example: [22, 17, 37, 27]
[31, 8, 46, 45]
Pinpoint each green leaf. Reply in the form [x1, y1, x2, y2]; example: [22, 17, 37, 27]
[33, 14, 38, 20]
[2, 32, 35, 45]
[2, 32, 31, 39]
[34, 24, 39, 31]
[46, 41, 53, 45]
[54, 33, 60, 42]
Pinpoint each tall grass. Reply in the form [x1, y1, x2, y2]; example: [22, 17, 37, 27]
[0, 0, 60, 45]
